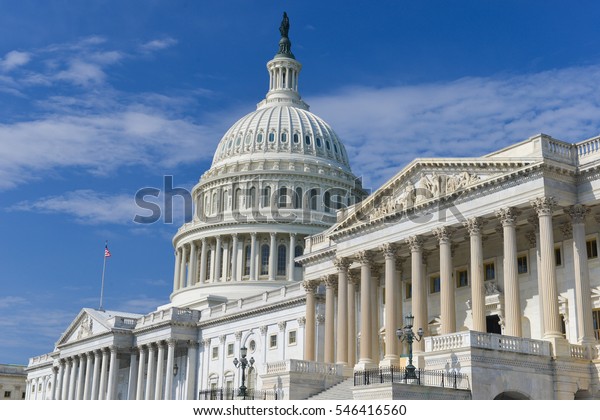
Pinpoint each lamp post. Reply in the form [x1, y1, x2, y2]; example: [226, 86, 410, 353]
[233, 346, 254, 399]
[396, 314, 423, 380]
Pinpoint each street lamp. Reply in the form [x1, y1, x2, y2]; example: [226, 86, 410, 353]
[396, 314, 424, 380]
[233, 346, 255, 399]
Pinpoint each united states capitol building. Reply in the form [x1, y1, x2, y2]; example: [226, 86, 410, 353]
[25, 14, 600, 400]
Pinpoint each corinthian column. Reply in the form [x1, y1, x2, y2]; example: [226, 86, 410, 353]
[380, 243, 399, 366]
[531, 197, 563, 341]
[464, 218, 485, 332]
[179, 244, 187, 289]
[302, 279, 319, 361]
[356, 251, 374, 368]
[348, 272, 358, 367]
[231, 234, 239, 281]
[83, 352, 93, 400]
[188, 240, 197, 286]
[288, 233, 296, 281]
[249, 233, 257, 281]
[335, 257, 350, 365]
[323, 275, 337, 364]
[406, 236, 426, 352]
[98, 348, 109, 400]
[164, 339, 176, 400]
[145, 344, 156, 400]
[136, 345, 146, 400]
[433, 227, 455, 335]
[155, 342, 165, 399]
[199, 238, 208, 283]
[567, 205, 596, 346]
[106, 346, 118, 400]
[214, 236, 222, 282]
[496, 207, 521, 337]
[173, 248, 182, 292]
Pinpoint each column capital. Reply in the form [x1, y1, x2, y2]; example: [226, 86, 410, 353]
[348, 271, 360, 288]
[167, 338, 177, 348]
[432, 226, 454, 243]
[531, 196, 557, 217]
[101, 347, 110, 355]
[379, 243, 398, 259]
[355, 250, 374, 265]
[302, 279, 320, 293]
[202, 338, 211, 348]
[496, 207, 519, 226]
[525, 231, 537, 248]
[316, 314, 325, 325]
[289, 232, 296, 238]
[297, 316, 306, 326]
[464, 217, 483, 235]
[566, 204, 590, 224]
[201, 237, 207, 245]
[560, 222, 572, 240]
[270, 232, 276, 238]
[219, 335, 226, 343]
[234, 331, 243, 340]
[322, 275, 338, 289]
[406, 235, 423, 252]
[231, 232, 238, 239]
[334, 257, 351, 271]
[250, 232, 257, 238]
[526, 215, 540, 230]
[278, 321, 286, 332]
[259, 325, 268, 335]
[188, 340, 199, 350]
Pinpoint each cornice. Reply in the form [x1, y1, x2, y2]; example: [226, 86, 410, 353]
[295, 247, 336, 267]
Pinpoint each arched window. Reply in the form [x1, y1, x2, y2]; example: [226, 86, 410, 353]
[262, 186, 271, 207]
[269, 132, 275, 143]
[233, 188, 241, 210]
[248, 187, 256, 208]
[281, 133, 287, 143]
[278, 186, 288, 208]
[316, 137, 322, 148]
[294, 187, 302, 209]
[257, 133, 263, 143]
[261, 244, 270, 275]
[277, 244, 287, 276]
[212, 191, 218, 214]
[324, 191, 331, 213]
[305, 135, 311, 145]
[310, 188, 318, 210]
[294, 245, 303, 267]
[293, 133, 299, 144]
[206, 249, 212, 281]
[243, 245, 251, 276]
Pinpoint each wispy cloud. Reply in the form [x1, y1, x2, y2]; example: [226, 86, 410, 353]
[309, 65, 600, 188]
[140, 37, 178, 53]
[8, 190, 137, 224]
[0, 50, 31, 72]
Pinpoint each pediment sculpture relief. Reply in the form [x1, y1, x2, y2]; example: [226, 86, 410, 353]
[76, 315, 94, 340]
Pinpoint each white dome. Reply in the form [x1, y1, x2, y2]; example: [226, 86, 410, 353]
[211, 105, 351, 171]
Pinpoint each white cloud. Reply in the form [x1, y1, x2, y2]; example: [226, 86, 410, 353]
[8, 190, 137, 224]
[140, 37, 178, 52]
[308, 65, 600, 188]
[0, 296, 29, 309]
[0, 50, 31, 72]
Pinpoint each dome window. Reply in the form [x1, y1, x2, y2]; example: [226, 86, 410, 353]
[293, 133, 299, 143]
[245, 134, 252, 145]
[305, 135, 311, 145]
[227, 139, 233, 149]
[316, 137, 322, 148]
[325, 140, 331, 150]
[333, 143, 338, 153]
[257, 133, 263, 143]
[235, 137, 241, 146]
[269, 132, 275, 142]
[281, 133, 287, 143]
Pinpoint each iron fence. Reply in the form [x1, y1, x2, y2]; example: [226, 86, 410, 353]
[198, 388, 279, 400]
[354, 366, 469, 390]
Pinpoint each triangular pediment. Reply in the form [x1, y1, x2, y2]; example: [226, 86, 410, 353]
[332, 157, 541, 234]
[57, 308, 112, 346]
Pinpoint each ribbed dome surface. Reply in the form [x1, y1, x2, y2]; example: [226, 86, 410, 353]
[211, 104, 351, 171]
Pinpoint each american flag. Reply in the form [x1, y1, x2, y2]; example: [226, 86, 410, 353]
[104, 243, 112, 258]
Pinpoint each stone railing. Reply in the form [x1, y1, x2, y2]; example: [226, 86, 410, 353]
[569, 344, 588, 359]
[1, 364, 27, 375]
[425, 331, 551, 356]
[266, 359, 344, 376]
[541, 137, 575, 164]
[576, 135, 600, 164]
[27, 353, 54, 368]
[110, 316, 138, 329]
[137, 307, 200, 327]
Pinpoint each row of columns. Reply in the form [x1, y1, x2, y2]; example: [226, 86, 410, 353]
[133, 339, 198, 400]
[173, 233, 299, 292]
[303, 198, 597, 367]
[52, 346, 118, 400]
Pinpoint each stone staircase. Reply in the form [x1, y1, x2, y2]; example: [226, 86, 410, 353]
[307, 378, 355, 400]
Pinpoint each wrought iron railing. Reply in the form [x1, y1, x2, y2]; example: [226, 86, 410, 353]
[198, 388, 278, 400]
[353, 366, 470, 390]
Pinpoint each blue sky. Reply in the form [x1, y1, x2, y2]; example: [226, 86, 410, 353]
[3, 1, 600, 365]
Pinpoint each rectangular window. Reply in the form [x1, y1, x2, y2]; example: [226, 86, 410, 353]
[288, 330, 297, 345]
[227, 343, 234, 357]
[587, 238, 598, 259]
[484, 262, 495, 281]
[4, 391, 10, 398]
[456, 269, 468, 288]
[405, 282, 412, 299]
[211, 346, 218, 359]
[555, 247, 562, 267]
[517, 255, 528, 274]
[269, 334, 278, 349]
[593, 309, 600, 340]
[429, 275, 440, 294]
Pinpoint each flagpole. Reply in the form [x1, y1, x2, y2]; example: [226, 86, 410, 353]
[99, 241, 108, 311]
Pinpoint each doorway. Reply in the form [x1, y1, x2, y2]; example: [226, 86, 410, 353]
[486, 315, 502, 334]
